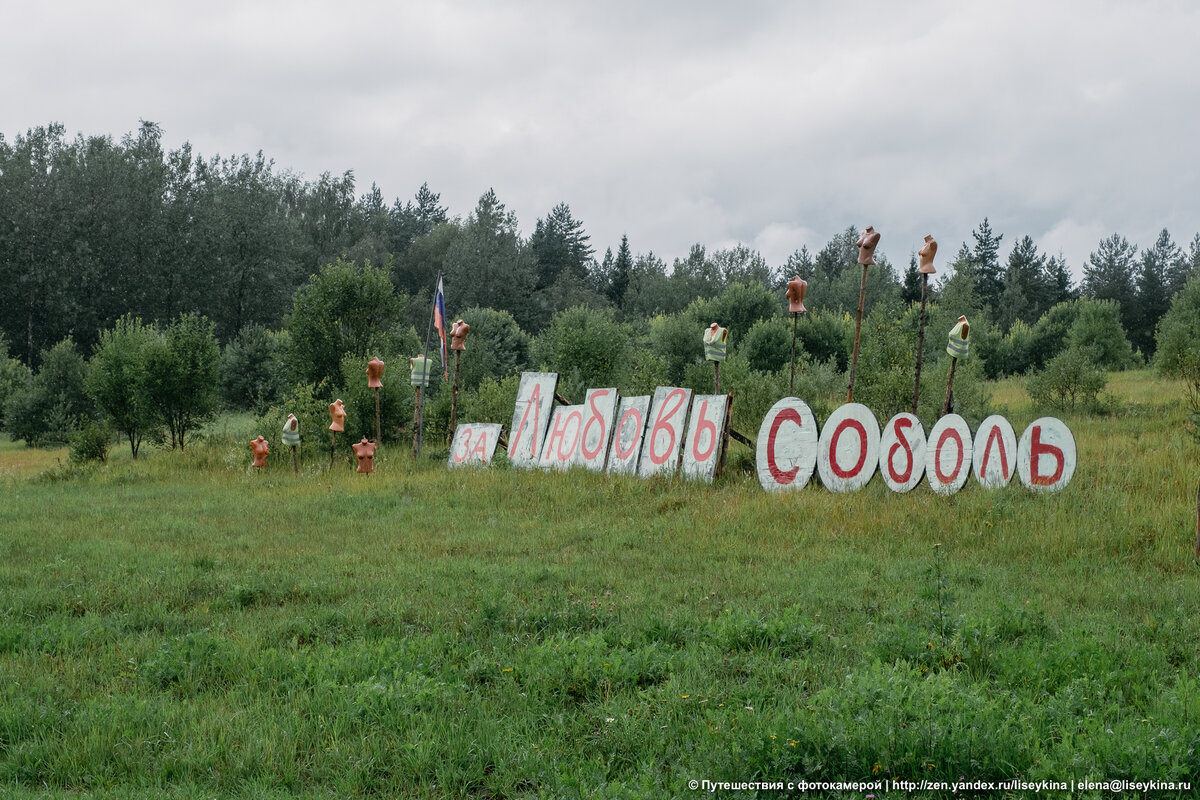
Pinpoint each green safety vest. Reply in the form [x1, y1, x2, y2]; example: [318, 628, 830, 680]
[410, 355, 433, 387]
[704, 327, 728, 362]
[947, 319, 970, 358]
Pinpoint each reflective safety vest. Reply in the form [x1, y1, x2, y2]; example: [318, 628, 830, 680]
[410, 355, 433, 387]
[704, 325, 728, 362]
[947, 316, 970, 358]
[281, 416, 300, 447]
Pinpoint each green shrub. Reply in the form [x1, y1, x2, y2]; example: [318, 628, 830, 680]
[68, 419, 112, 464]
[1026, 346, 1108, 412]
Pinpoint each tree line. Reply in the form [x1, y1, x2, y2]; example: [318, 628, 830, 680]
[3, 122, 1200, 455]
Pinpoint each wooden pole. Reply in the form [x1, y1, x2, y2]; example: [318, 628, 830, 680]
[846, 263, 868, 402]
[912, 273, 929, 414]
[329, 432, 335, 468]
[789, 311, 798, 396]
[291, 445, 298, 475]
[941, 356, 958, 417]
[373, 387, 382, 447]
[717, 392, 733, 477]
[1194, 479, 1199, 561]
[713, 362, 720, 395]
[450, 349, 462, 439]
[412, 386, 422, 458]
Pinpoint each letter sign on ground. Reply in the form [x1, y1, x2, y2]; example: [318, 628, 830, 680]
[1017, 417, 1076, 492]
[638, 387, 693, 478]
[507, 372, 558, 468]
[539, 405, 585, 470]
[879, 412, 926, 493]
[607, 395, 650, 476]
[448, 423, 502, 468]
[756, 398, 818, 492]
[926, 414, 972, 496]
[816, 402, 880, 492]
[578, 388, 618, 472]
[973, 414, 1016, 489]
[681, 394, 729, 483]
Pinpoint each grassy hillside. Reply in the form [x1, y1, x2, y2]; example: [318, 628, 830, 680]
[0, 371, 1196, 798]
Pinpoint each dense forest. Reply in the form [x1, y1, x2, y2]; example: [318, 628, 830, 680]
[3, 122, 1200, 455]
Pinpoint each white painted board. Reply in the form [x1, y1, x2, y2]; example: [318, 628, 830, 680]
[816, 402, 880, 492]
[538, 404, 586, 470]
[879, 412, 927, 493]
[637, 387, 693, 478]
[448, 423, 502, 468]
[1017, 417, 1076, 492]
[681, 394, 729, 483]
[578, 388, 619, 472]
[972, 414, 1017, 489]
[507, 372, 558, 468]
[606, 395, 650, 476]
[755, 397, 818, 492]
[926, 414, 973, 496]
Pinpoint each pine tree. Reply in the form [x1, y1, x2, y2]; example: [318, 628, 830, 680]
[967, 217, 1004, 319]
[901, 254, 922, 305]
[607, 234, 632, 308]
[1133, 229, 1178, 357]
[1082, 233, 1138, 335]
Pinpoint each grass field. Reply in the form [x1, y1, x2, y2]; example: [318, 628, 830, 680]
[1, 371, 1197, 798]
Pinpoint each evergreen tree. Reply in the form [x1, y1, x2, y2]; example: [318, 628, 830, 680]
[784, 246, 815, 282]
[607, 234, 633, 308]
[530, 202, 594, 291]
[1041, 254, 1078, 309]
[1132, 229, 1179, 357]
[967, 217, 1004, 319]
[901, 254, 922, 305]
[997, 235, 1045, 331]
[1082, 233, 1138, 335]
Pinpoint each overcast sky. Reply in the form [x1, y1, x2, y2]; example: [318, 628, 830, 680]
[4, 0, 1198, 281]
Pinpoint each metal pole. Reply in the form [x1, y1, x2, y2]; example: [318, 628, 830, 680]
[417, 272, 439, 458]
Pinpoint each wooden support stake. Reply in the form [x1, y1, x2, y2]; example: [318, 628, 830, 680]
[912, 273, 929, 415]
[372, 388, 381, 448]
[329, 432, 335, 468]
[450, 350, 462, 439]
[941, 356, 958, 417]
[789, 311, 798, 396]
[554, 391, 571, 406]
[728, 429, 752, 448]
[713, 362, 720, 395]
[846, 263, 868, 402]
[717, 392, 733, 476]
[291, 445, 298, 475]
[1195, 479, 1199, 561]
[412, 386, 422, 458]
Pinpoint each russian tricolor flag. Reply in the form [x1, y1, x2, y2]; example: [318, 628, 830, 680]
[433, 276, 448, 379]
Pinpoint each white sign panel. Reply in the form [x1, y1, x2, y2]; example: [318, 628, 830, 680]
[538, 404, 586, 470]
[816, 402, 880, 492]
[607, 395, 650, 476]
[447, 423, 502, 468]
[578, 388, 619, 472]
[926, 414, 973, 496]
[637, 387, 693, 478]
[681, 394, 729, 483]
[972, 414, 1017, 489]
[755, 398, 818, 492]
[1017, 417, 1076, 492]
[879, 413, 926, 493]
[507, 372, 558, 468]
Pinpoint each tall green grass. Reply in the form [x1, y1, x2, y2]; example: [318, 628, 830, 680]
[0, 371, 1197, 797]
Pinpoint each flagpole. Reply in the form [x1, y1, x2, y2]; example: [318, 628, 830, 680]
[417, 272, 440, 458]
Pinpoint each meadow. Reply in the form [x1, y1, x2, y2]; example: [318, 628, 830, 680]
[0, 371, 1197, 798]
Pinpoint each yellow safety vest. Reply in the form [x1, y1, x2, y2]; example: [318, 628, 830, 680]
[281, 417, 300, 447]
[704, 326, 728, 362]
[410, 355, 433, 387]
[947, 317, 970, 358]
